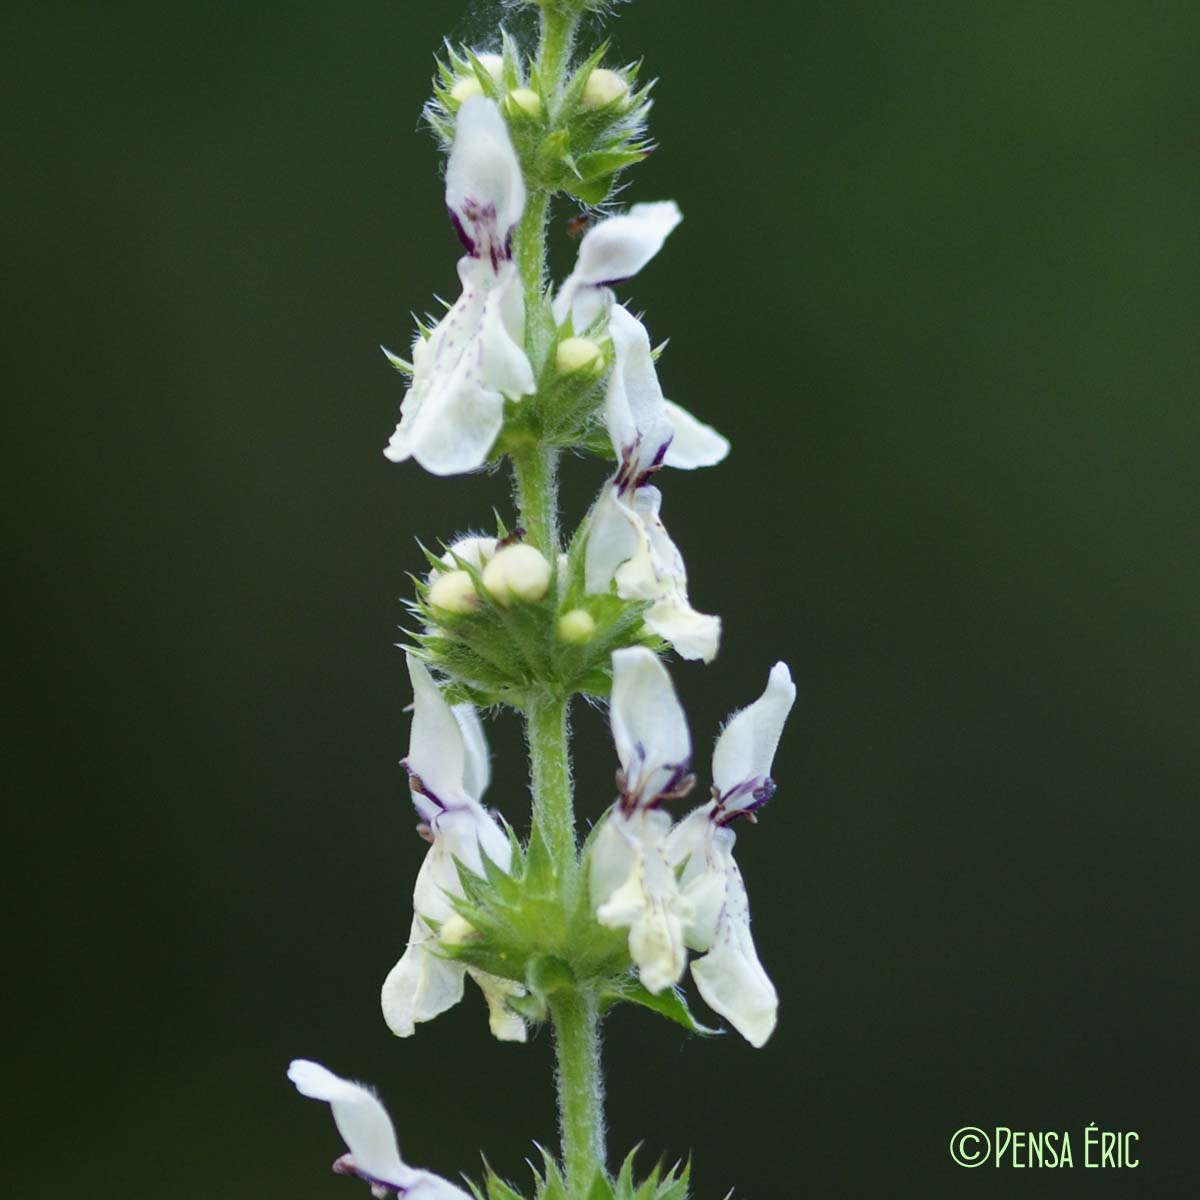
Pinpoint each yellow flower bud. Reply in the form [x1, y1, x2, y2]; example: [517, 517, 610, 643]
[440, 913, 478, 946]
[506, 87, 541, 118]
[556, 336, 603, 375]
[450, 75, 484, 104]
[581, 68, 629, 110]
[450, 53, 504, 105]
[557, 608, 596, 644]
[475, 53, 504, 82]
[428, 569, 480, 614]
[482, 543, 552, 606]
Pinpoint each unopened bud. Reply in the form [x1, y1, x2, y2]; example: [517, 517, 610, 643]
[475, 53, 504, 81]
[557, 608, 596, 644]
[428, 569, 480, 615]
[506, 87, 541, 118]
[556, 336, 603, 375]
[482, 543, 552, 606]
[440, 913, 478, 946]
[581, 68, 629, 110]
[449, 53, 504, 105]
[450, 76, 484, 104]
[441, 535, 497, 572]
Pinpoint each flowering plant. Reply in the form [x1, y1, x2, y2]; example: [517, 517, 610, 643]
[289, 3, 796, 1196]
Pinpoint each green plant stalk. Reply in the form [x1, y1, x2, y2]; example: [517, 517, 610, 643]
[512, 443, 560, 558]
[512, 6, 605, 1195]
[549, 987, 607, 1194]
[524, 685, 607, 1190]
[526, 688, 574, 865]
[512, 2, 577, 317]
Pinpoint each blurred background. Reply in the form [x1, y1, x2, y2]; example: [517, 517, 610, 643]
[5, 1, 1198, 1195]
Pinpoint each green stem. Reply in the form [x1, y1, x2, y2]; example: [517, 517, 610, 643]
[526, 688, 574, 866]
[513, 188, 551, 321]
[513, 8, 604, 1195]
[512, 3, 578, 322]
[538, 2, 580, 99]
[512, 444, 560, 558]
[551, 988, 607, 1195]
[519, 486, 599, 1188]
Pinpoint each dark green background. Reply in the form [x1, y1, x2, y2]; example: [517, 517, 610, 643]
[7, 1, 1197, 1195]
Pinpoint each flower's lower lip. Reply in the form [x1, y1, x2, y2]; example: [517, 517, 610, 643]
[404, 768, 448, 812]
[713, 775, 776, 824]
[334, 1156, 403, 1196]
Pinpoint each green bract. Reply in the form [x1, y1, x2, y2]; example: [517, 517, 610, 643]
[411, 521, 656, 707]
[428, 38, 653, 210]
[441, 822, 627, 1000]
[472, 1148, 692, 1200]
[437, 814, 720, 1041]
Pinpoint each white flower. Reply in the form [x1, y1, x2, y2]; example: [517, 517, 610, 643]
[591, 806, 688, 994]
[583, 440, 721, 662]
[666, 662, 796, 1046]
[552, 202, 728, 470]
[553, 201, 681, 332]
[288, 1059, 471, 1199]
[589, 647, 695, 992]
[380, 655, 527, 1042]
[608, 645, 693, 808]
[383, 98, 534, 475]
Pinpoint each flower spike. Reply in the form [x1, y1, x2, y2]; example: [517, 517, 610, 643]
[289, 4, 807, 1191]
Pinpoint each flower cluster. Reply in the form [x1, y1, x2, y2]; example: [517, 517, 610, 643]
[589, 648, 795, 1047]
[383, 92, 726, 665]
[369, 644, 795, 1049]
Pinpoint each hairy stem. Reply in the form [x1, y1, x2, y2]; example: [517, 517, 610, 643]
[512, 444, 560, 558]
[538, 2, 580, 97]
[513, 188, 551, 320]
[512, 2, 578, 322]
[512, 10, 604, 1195]
[526, 688, 574, 866]
[551, 988, 607, 1195]
[518, 439, 608, 1196]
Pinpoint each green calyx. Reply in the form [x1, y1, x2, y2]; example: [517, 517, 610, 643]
[442, 822, 627, 1004]
[512, 0, 617, 16]
[428, 37, 654, 209]
[440, 816, 719, 1039]
[495, 308, 615, 458]
[471, 1147, 692, 1200]
[411, 520, 653, 708]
